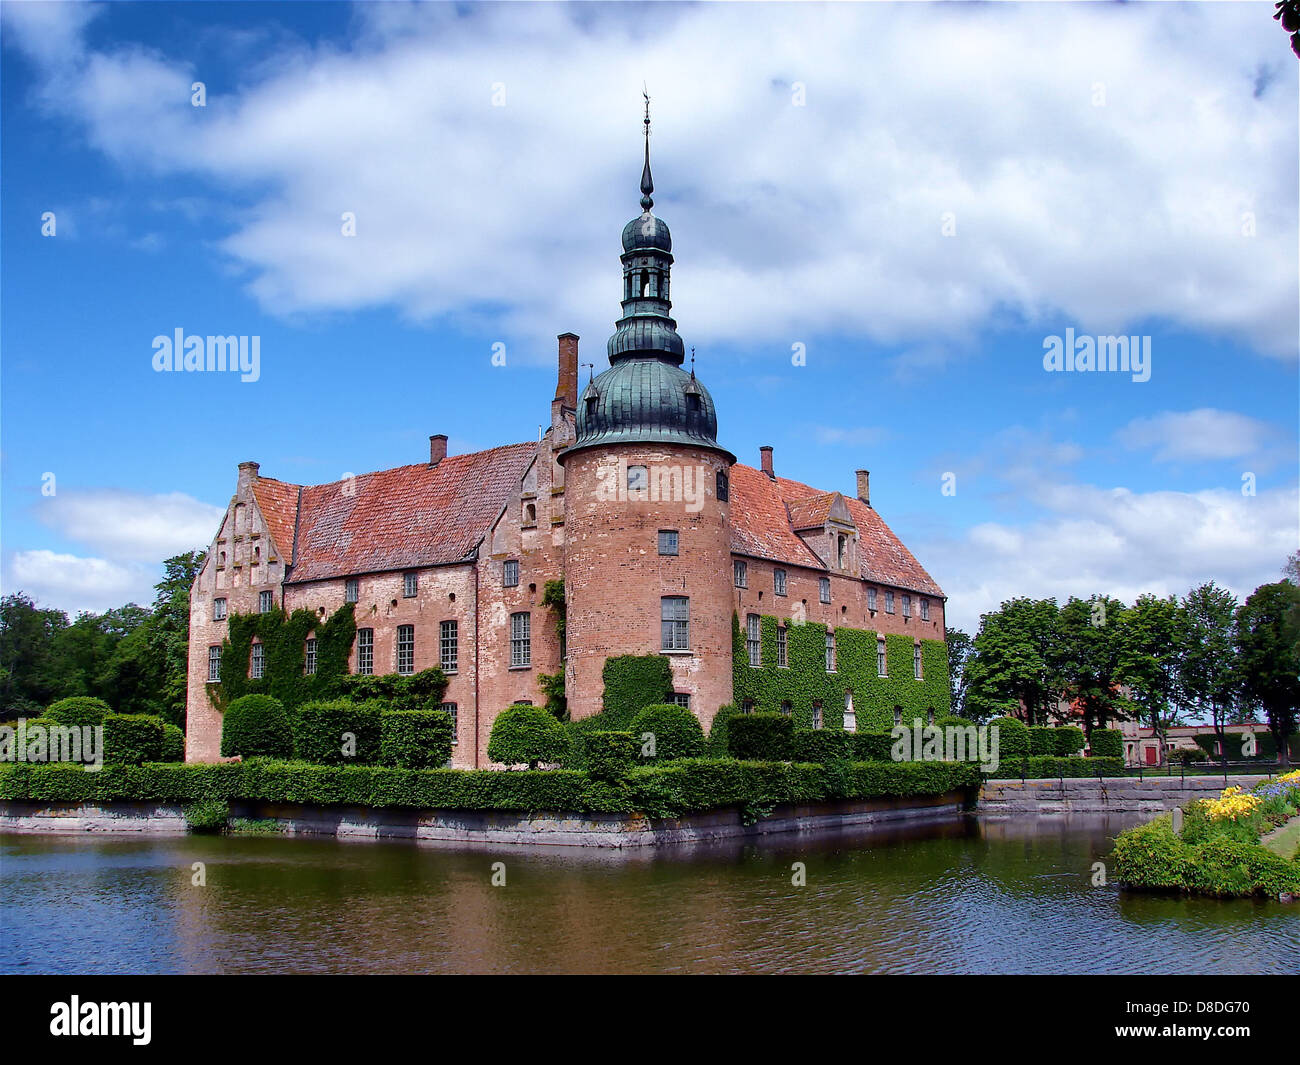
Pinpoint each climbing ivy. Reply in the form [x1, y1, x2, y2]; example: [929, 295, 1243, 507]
[539, 579, 567, 719]
[732, 613, 949, 731]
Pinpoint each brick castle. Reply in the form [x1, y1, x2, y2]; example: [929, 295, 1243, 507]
[184, 118, 946, 766]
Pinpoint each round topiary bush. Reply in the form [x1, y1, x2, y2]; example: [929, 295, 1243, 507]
[161, 723, 186, 763]
[103, 714, 165, 764]
[989, 716, 1030, 759]
[1054, 726, 1085, 756]
[487, 704, 570, 768]
[1029, 726, 1056, 755]
[292, 699, 382, 765]
[584, 731, 638, 782]
[45, 696, 111, 726]
[629, 703, 705, 762]
[380, 708, 454, 769]
[222, 694, 293, 759]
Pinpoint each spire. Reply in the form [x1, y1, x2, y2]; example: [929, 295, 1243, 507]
[640, 88, 654, 211]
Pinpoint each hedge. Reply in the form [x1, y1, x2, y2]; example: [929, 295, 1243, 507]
[1054, 727, 1085, 756]
[600, 655, 674, 728]
[986, 755, 1125, 779]
[103, 714, 165, 765]
[584, 731, 638, 782]
[161, 723, 186, 764]
[989, 717, 1029, 758]
[728, 713, 794, 761]
[487, 704, 570, 768]
[629, 704, 706, 762]
[380, 709, 454, 770]
[706, 705, 740, 758]
[45, 697, 111, 726]
[851, 731, 895, 761]
[791, 730, 852, 763]
[1028, 727, 1056, 756]
[293, 699, 382, 765]
[335, 668, 449, 713]
[222, 694, 293, 759]
[1089, 728, 1123, 759]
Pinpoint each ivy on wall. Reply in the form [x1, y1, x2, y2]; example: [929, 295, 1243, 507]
[732, 613, 950, 731]
[209, 604, 357, 713]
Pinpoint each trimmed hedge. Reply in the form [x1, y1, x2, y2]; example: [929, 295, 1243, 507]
[487, 704, 570, 769]
[989, 717, 1029, 758]
[222, 694, 293, 759]
[791, 730, 852, 763]
[45, 697, 111, 726]
[1028, 727, 1056, 755]
[161, 723, 186, 764]
[1089, 728, 1123, 759]
[600, 654, 674, 728]
[851, 731, 895, 761]
[103, 714, 164, 765]
[293, 699, 382, 765]
[585, 731, 638, 782]
[706, 704, 739, 758]
[380, 709, 454, 770]
[1054, 727, 1085, 756]
[987, 755, 1125, 779]
[629, 704, 706, 762]
[727, 713, 794, 761]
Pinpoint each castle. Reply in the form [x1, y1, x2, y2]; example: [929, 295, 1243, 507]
[184, 115, 947, 766]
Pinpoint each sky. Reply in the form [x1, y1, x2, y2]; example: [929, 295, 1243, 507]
[1, 0, 1297, 634]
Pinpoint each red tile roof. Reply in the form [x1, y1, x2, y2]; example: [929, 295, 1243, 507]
[250, 478, 300, 563]
[729, 463, 944, 598]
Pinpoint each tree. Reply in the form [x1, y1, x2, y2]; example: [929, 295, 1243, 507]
[945, 627, 973, 718]
[1234, 582, 1300, 767]
[148, 551, 205, 726]
[1118, 593, 1183, 756]
[0, 593, 69, 715]
[1176, 582, 1241, 754]
[963, 598, 1061, 725]
[1056, 596, 1132, 735]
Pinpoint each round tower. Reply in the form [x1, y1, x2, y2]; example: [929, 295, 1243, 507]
[560, 98, 736, 730]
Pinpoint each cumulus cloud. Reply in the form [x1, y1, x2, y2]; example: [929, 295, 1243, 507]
[35, 490, 222, 563]
[6, 550, 151, 616]
[1116, 408, 1277, 462]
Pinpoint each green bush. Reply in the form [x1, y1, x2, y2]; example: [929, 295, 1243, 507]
[851, 731, 895, 761]
[45, 696, 111, 726]
[293, 699, 382, 765]
[989, 716, 1029, 758]
[791, 730, 852, 763]
[629, 704, 706, 762]
[222, 694, 293, 759]
[1112, 815, 1193, 890]
[333, 668, 449, 713]
[727, 713, 794, 761]
[935, 715, 975, 730]
[986, 755, 1124, 778]
[103, 714, 165, 765]
[161, 723, 186, 763]
[487, 704, 570, 769]
[184, 799, 230, 833]
[584, 731, 638, 782]
[1171, 746, 1208, 765]
[706, 705, 740, 758]
[1054, 726, 1085, 756]
[380, 709, 454, 770]
[1028, 727, 1056, 755]
[1089, 728, 1123, 759]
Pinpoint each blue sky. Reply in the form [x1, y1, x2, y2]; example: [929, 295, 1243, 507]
[1, 0, 1296, 632]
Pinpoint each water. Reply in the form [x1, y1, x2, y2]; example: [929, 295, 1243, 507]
[1, 814, 1296, 974]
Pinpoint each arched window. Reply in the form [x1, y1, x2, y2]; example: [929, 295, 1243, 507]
[640, 270, 650, 297]
[716, 470, 729, 502]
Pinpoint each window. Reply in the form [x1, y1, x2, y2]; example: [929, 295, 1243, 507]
[927, 708, 935, 726]
[670, 693, 691, 709]
[920, 598, 930, 621]
[885, 591, 895, 614]
[440, 620, 459, 673]
[780, 700, 792, 716]
[741, 699, 755, 713]
[259, 590, 273, 613]
[207, 646, 221, 683]
[777, 624, 788, 668]
[661, 596, 690, 651]
[868, 587, 877, 612]
[403, 572, 418, 598]
[914, 644, 923, 680]
[734, 560, 747, 588]
[305, 637, 317, 676]
[825, 630, 836, 672]
[894, 706, 903, 726]
[812, 701, 823, 730]
[819, 577, 831, 604]
[503, 560, 519, 587]
[213, 597, 227, 621]
[397, 624, 415, 675]
[774, 569, 787, 596]
[877, 638, 887, 677]
[250, 643, 264, 679]
[510, 612, 531, 667]
[627, 465, 648, 493]
[357, 628, 374, 675]
[658, 530, 679, 556]
[837, 534, 846, 568]
[902, 594, 912, 618]
[746, 613, 761, 666]
[523, 503, 536, 525]
[844, 690, 856, 733]
[345, 578, 359, 604]
[716, 470, 729, 502]
[440, 702, 458, 741]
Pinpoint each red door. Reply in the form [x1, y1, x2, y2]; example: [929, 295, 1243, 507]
[1145, 746, 1158, 766]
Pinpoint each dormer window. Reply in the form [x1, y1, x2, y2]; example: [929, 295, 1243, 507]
[837, 534, 847, 568]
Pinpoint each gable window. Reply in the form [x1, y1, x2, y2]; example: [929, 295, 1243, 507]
[403, 572, 418, 598]
[734, 560, 748, 589]
[207, 646, 221, 683]
[670, 692, 691, 709]
[397, 624, 415, 675]
[819, 577, 831, 604]
[716, 470, 729, 502]
[812, 701, 823, 730]
[868, 587, 877, 612]
[305, 637, 317, 676]
[885, 591, 895, 615]
[503, 560, 519, 587]
[661, 596, 690, 651]
[837, 534, 847, 568]
[774, 569, 787, 596]
[213, 597, 227, 621]
[877, 637, 887, 677]
[746, 614, 761, 666]
[510, 612, 531, 667]
[825, 630, 836, 672]
[658, 530, 679, 556]
[523, 503, 536, 525]
[914, 644, 923, 680]
[345, 579, 359, 604]
[920, 598, 930, 621]
[259, 590, 273, 614]
[777, 624, 788, 668]
[902, 594, 912, 618]
[250, 643, 265, 679]
[356, 628, 374, 675]
[440, 702, 458, 741]
[440, 620, 459, 673]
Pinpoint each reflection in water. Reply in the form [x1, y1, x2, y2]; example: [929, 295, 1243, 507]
[1, 814, 1296, 974]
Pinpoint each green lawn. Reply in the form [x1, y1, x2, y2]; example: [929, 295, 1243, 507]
[1261, 817, 1300, 860]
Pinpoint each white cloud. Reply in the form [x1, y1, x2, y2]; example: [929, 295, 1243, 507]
[5, 550, 152, 616]
[36, 490, 222, 563]
[3, 1, 1294, 362]
[1116, 408, 1276, 462]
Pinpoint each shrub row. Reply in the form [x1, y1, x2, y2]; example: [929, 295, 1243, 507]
[986, 756, 1125, 778]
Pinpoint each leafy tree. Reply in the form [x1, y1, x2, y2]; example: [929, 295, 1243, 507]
[944, 627, 973, 718]
[1176, 582, 1242, 754]
[1234, 582, 1300, 767]
[963, 598, 1061, 725]
[1056, 595, 1132, 735]
[0, 593, 70, 715]
[1118, 593, 1183, 756]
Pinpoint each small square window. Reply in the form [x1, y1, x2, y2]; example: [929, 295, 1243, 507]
[671, 692, 691, 709]
[403, 572, 418, 598]
[819, 577, 830, 604]
[734, 560, 748, 588]
[658, 530, 679, 556]
[345, 579, 359, 604]
[213, 597, 227, 621]
[503, 560, 519, 587]
[774, 569, 787, 596]
[258, 590, 273, 614]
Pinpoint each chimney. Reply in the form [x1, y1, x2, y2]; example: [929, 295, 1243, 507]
[237, 461, 260, 493]
[760, 445, 775, 479]
[856, 469, 870, 506]
[555, 333, 578, 410]
[429, 434, 447, 465]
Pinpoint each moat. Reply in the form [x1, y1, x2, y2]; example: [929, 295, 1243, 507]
[2, 813, 1295, 975]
